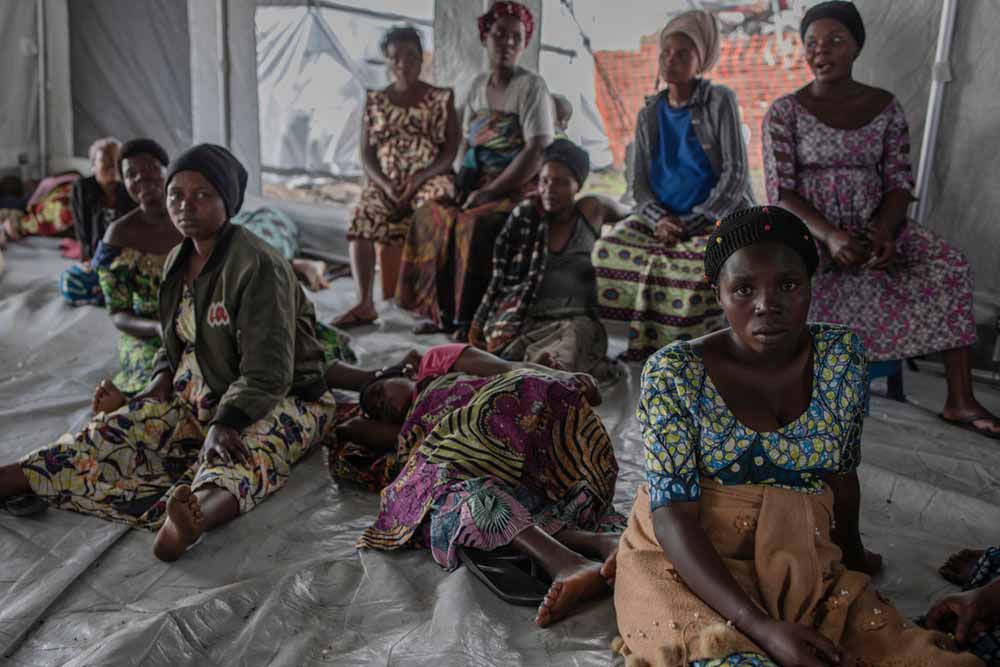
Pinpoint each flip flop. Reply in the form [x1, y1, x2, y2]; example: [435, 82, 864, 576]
[3, 494, 48, 517]
[331, 308, 378, 330]
[938, 414, 1000, 440]
[458, 547, 550, 606]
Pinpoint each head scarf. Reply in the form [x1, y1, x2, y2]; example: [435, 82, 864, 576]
[165, 144, 248, 219]
[704, 206, 819, 284]
[117, 138, 169, 179]
[478, 1, 535, 43]
[543, 139, 590, 187]
[659, 9, 721, 74]
[800, 1, 866, 50]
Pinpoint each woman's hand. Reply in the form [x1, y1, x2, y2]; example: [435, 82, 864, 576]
[654, 215, 686, 246]
[865, 224, 896, 270]
[463, 187, 497, 210]
[133, 371, 174, 404]
[926, 581, 1000, 645]
[824, 230, 868, 269]
[754, 619, 842, 667]
[199, 424, 250, 466]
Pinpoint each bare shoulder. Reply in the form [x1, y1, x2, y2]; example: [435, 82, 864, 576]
[102, 208, 142, 246]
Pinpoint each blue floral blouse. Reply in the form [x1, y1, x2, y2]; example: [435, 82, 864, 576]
[638, 323, 867, 511]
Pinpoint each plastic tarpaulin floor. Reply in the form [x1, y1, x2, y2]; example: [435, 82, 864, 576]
[2, 238, 1000, 666]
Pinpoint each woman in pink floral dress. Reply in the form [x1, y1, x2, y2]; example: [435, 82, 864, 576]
[763, 1, 999, 439]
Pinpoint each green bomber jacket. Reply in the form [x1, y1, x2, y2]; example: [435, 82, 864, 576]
[152, 222, 328, 432]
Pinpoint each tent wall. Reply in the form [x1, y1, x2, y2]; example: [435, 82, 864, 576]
[0, 3, 39, 172]
[433, 0, 541, 110]
[855, 0, 1000, 356]
[68, 0, 192, 161]
[190, 0, 263, 195]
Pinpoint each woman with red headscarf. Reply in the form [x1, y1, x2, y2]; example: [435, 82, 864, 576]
[396, 1, 555, 341]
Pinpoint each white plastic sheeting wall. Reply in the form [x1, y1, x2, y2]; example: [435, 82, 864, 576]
[67, 0, 192, 159]
[0, 3, 39, 171]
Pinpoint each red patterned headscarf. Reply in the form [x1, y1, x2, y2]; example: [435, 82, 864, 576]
[477, 1, 535, 43]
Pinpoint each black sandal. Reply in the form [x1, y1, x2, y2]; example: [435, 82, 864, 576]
[3, 494, 48, 517]
[938, 414, 1000, 440]
[458, 547, 550, 606]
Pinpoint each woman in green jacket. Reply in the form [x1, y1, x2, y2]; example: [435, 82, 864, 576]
[0, 145, 337, 561]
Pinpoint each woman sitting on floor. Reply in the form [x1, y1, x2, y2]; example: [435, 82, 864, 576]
[613, 205, 982, 666]
[60, 136, 136, 306]
[0, 144, 339, 562]
[90, 139, 179, 400]
[336, 343, 622, 627]
[762, 1, 1000, 439]
[469, 139, 627, 382]
[92, 152, 355, 414]
[397, 1, 554, 339]
[333, 25, 459, 329]
[593, 9, 754, 362]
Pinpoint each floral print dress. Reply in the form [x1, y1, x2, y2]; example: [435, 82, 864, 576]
[349, 86, 456, 246]
[763, 95, 976, 361]
[94, 242, 167, 394]
[19, 287, 338, 529]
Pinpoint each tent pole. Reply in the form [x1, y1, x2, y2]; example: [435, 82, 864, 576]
[36, 0, 48, 177]
[218, 0, 231, 148]
[914, 0, 958, 225]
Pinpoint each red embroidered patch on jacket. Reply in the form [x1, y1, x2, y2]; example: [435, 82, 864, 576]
[207, 301, 231, 327]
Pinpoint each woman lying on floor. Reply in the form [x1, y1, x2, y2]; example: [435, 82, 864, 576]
[469, 139, 627, 383]
[0, 145, 341, 561]
[613, 205, 983, 666]
[335, 343, 622, 627]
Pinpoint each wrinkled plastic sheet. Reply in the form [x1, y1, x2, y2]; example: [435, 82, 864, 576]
[2, 238, 1000, 666]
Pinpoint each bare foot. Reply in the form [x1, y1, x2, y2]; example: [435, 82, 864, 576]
[332, 303, 378, 329]
[292, 258, 330, 292]
[534, 559, 610, 628]
[153, 485, 205, 562]
[92, 379, 127, 414]
[940, 548, 986, 586]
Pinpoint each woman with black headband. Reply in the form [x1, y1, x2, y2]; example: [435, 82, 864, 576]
[0, 144, 339, 562]
[763, 0, 999, 441]
[469, 139, 628, 382]
[613, 205, 981, 667]
[334, 342, 623, 627]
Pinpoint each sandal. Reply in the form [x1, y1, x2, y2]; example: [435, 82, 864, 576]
[3, 494, 48, 517]
[331, 307, 378, 330]
[938, 414, 1000, 440]
[458, 547, 550, 606]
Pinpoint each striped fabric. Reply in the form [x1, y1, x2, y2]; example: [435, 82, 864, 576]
[357, 368, 622, 568]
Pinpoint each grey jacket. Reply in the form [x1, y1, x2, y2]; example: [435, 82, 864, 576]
[631, 79, 755, 234]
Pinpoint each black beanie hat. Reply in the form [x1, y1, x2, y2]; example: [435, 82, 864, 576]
[800, 1, 865, 50]
[543, 138, 590, 187]
[117, 138, 169, 179]
[704, 206, 819, 284]
[165, 144, 248, 218]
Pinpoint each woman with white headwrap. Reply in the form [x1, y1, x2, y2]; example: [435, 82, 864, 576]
[593, 9, 754, 361]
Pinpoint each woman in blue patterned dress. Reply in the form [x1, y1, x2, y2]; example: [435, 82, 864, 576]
[613, 205, 983, 667]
